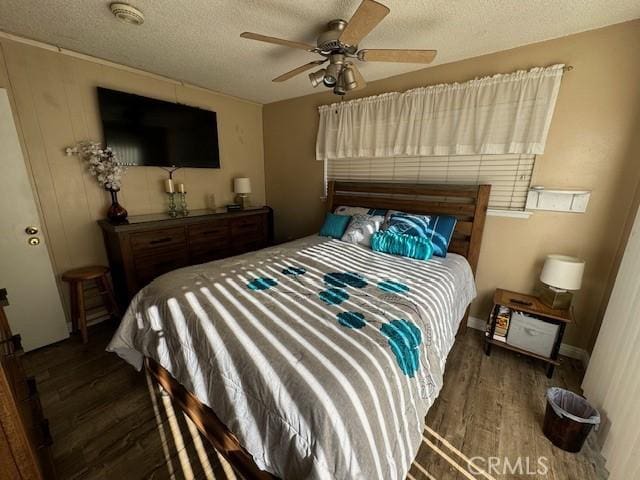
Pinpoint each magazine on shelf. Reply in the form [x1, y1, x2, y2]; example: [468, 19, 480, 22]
[486, 305, 512, 341]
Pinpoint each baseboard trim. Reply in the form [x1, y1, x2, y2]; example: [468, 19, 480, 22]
[467, 315, 590, 368]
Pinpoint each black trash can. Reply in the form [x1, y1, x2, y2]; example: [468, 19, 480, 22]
[543, 387, 600, 453]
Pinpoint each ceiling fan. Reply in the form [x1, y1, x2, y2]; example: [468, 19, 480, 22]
[240, 0, 437, 96]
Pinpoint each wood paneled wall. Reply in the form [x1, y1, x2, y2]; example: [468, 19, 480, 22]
[0, 36, 265, 321]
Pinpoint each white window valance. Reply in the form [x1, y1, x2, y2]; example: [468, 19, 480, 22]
[316, 64, 564, 161]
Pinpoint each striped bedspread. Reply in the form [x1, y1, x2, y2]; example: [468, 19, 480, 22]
[108, 235, 476, 479]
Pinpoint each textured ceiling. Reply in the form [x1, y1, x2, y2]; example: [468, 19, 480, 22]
[0, 1, 638, 104]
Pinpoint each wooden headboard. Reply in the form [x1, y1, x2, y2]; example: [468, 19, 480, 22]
[326, 181, 491, 274]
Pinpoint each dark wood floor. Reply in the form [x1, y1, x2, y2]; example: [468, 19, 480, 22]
[23, 322, 607, 479]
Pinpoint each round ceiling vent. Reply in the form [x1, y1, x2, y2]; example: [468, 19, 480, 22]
[109, 3, 144, 25]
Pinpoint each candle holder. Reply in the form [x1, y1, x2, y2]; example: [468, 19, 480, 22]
[179, 191, 189, 216]
[167, 192, 178, 217]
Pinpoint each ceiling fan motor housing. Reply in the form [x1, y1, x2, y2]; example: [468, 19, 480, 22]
[317, 20, 357, 53]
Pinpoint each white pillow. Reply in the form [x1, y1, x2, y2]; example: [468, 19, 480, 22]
[334, 206, 371, 216]
[341, 214, 385, 247]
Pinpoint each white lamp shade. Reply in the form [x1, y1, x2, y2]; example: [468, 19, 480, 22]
[540, 254, 585, 290]
[234, 177, 251, 194]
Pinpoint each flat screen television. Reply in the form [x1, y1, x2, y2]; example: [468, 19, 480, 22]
[97, 87, 220, 168]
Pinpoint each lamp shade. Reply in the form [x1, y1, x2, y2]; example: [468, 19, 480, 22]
[233, 177, 251, 194]
[540, 254, 585, 291]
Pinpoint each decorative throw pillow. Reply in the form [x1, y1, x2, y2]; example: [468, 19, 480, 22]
[371, 231, 434, 261]
[334, 206, 388, 217]
[340, 214, 385, 247]
[381, 209, 402, 229]
[319, 213, 352, 239]
[385, 212, 457, 257]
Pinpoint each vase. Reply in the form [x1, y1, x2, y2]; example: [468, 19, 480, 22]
[106, 188, 128, 223]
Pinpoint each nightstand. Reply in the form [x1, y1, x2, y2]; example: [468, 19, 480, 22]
[484, 288, 574, 378]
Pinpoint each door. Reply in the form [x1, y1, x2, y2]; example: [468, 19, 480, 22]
[0, 88, 68, 351]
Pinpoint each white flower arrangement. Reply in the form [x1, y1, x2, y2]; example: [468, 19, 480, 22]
[65, 141, 126, 191]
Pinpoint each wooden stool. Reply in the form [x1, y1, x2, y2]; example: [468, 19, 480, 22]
[61, 266, 118, 344]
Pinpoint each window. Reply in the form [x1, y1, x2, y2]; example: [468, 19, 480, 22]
[326, 154, 535, 211]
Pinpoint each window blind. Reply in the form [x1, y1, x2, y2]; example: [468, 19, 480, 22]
[326, 154, 535, 211]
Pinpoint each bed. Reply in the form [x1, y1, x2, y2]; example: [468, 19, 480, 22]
[107, 181, 490, 480]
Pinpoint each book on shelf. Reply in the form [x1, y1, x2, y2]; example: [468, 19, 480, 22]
[486, 305, 512, 341]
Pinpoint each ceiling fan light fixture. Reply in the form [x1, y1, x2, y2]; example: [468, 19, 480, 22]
[342, 66, 357, 91]
[323, 75, 337, 87]
[324, 62, 342, 87]
[334, 74, 346, 96]
[309, 69, 326, 88]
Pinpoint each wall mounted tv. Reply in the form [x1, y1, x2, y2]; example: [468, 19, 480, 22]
[97, 87, 220, 168]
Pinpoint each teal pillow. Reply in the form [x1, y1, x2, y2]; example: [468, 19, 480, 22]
[371, 231, 434, 260]
[385, 212, 457, 257]
[319, 213, 351, 239]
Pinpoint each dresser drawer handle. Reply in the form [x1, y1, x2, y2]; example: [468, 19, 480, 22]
[149, 237, 173, 245]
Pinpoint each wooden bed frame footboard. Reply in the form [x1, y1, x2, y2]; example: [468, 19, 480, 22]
[145, 358, 277, 480]
[145, 182, 491, 480]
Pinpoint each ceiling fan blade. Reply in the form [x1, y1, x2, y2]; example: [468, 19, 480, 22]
[273, 60, 326, 82]
[348, 63, 367, 90]
[240, 32, 316, 51]
[339, 0, 390, 46]
[358, 49, 437, 63]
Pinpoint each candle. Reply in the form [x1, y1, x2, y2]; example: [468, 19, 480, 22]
[177, 183, 185, 193]
[164, 178, 174, 193]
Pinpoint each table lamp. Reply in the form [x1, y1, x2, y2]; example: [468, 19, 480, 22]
[233, 177, 251, 209]
[539, 254, 585, 309]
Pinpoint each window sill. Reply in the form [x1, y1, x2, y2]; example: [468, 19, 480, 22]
[487, 209, 532, 219]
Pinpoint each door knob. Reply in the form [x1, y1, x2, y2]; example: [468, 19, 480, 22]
[25, 226, 39, 235]
[28, 237, 40, 246]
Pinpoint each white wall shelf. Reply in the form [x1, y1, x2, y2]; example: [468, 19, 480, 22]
[526, 187, 591, 213]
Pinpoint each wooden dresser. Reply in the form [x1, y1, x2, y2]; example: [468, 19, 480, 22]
[98, 207, 272, 306]
[0, 289, 55, 479]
